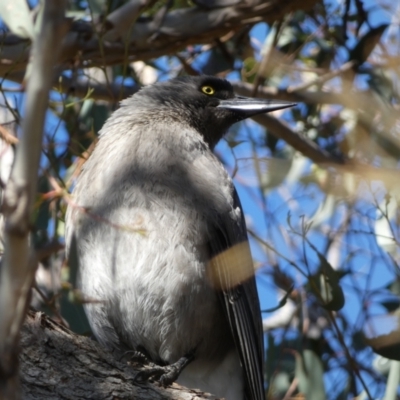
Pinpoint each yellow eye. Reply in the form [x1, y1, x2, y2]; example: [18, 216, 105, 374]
[201, 85, 215, 95]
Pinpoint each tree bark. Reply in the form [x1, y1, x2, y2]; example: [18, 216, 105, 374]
[20, 310, 218, 400]
[0, 2, 69, 398]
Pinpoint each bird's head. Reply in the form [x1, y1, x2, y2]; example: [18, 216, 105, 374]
[122, 76, 295, 148]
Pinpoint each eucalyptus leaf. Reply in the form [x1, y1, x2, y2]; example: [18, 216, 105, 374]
[364, 311, 400, 361]
[349, 24, 388, 67]
[295, 349, 326, 400]
[61, 234, 92, 334]
[381, 299, 400, 313]
[309, 252, 345, 311]
[388, 280, 400, 297]
[373, 354, 391, 376]
[270, 372, 291, 395]
[87, 0, 107, 14]
[383, 360, 400, 400]
[375, 195, 398, 256]
[309, 193, 336, 228]
[0, 0, 34, 39]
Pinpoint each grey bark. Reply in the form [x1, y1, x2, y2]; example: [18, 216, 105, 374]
[0, 1, 69, 398]
[20, 310, 218, 400]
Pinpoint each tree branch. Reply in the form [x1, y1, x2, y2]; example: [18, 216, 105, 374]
[252, 114, 345, 166]
[0, 0, 318, 75]
[0, 2, 69, 398]
[21, 310, 217, 400]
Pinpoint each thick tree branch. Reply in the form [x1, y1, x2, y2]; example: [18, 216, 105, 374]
[56, 73, 140, 101]
[252, 114, 345, 166]
[21, 310, 217, 400]
[0, 2, 69, 398]
[103, 0, 159, 41]
[233, 79, 400, 162]
[0, 0, 318, 76]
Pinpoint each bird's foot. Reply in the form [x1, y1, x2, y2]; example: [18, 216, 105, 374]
[123, 349, 149, 365]
[134, 352, 195, 387]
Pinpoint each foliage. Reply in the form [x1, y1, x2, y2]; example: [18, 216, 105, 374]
[0, 0, 400, 398]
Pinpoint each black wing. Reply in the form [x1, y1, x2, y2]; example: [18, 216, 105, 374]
[208, 186, 264, 400]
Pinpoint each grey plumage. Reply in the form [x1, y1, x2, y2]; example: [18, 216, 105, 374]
[65, 76, 294, 399]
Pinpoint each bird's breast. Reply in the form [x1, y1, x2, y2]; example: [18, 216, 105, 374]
[73, 132, 236, 364]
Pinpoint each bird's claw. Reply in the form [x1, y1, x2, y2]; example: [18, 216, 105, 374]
[134, 365, 178, 387]
[159, 364, 181, 386]
[123, 349, 149, 364]
[134, 352, 194, 387]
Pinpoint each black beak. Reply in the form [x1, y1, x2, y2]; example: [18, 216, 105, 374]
[217, 96, 296, 119]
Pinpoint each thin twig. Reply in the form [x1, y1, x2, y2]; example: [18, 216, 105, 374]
[0, 125, 18, 144]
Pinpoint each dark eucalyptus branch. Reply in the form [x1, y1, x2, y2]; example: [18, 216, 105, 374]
[21, 310, 217, 400]
[0, 0, 318, 76]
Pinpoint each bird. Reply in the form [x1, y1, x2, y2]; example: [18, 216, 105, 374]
[65, 76, 294, 400]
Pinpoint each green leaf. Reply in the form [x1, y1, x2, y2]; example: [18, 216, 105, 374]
[258, 157, 293, 191]
[372, 354, 391, 376]
[265, 130, 279, 153]
[270, 372, 291, 395]
[242, 57, 258, 84]
[383, 360, 400, 400]
[349, 24, 388, 67]
[87, 0, 107, 14]
[388, 279, 400, 297]
[62, 234, 91, 334]
[59, 290, 92, 335]
[79, 99, 111, 136]
[226, 139, 245, 149]
[0, 0, 34, 38]
[261, 286, 294, 313]
[295, 349, 326, 400]
[364, 310, 400, 361]
[367, 68, 395, 101]
[352, 330, 367, 351]
[32, 176, 51, 248]
[381, 299, 400, 313]
[308, 194, 336, 227]
[277, 25, 300, 50]
[308, 252, 345, 311]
